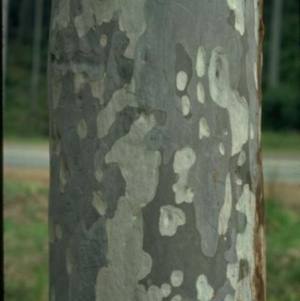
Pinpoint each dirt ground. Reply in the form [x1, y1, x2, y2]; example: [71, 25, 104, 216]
[4, 166, 300, 209]
[4, 167, 50, 185]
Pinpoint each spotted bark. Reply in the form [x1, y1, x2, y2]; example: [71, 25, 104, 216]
[48, 1, 265, 301]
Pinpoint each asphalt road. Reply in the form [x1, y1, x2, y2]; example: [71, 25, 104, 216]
[3, 143, 300, 183]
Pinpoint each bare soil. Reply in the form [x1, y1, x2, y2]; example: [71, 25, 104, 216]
[4, 167, 50, 185]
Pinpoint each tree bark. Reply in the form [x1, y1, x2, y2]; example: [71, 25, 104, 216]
[48, 1, 265, 301]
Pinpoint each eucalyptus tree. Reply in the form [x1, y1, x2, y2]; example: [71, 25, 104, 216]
[48, 1, 265, 301]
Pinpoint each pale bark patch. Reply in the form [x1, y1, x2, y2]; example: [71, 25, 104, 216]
[226, 185, 256, 300]
[51, 0, 70, 30]
[224, 294, 234, 301]
[96, 114, 161, 301]
[77, 119, 87, 139]
[92, 191, 107, 216]
[218, 174, 232, 236]
[237, 150, 246, 166]
[199, 117, 210, 139]
[196, 46, 206, 77]
[176, 71, 188, 91]
[227, 0, 245, 35]
[170, 270, 184, 287]
[196, 82, 205, 104]
[97, 79, 137, 139]
[181, 95, 191, 116]
[219, 142, 225, 156]
[235, 178, 242, 186]
[208, 47, 249, 156]
[100, 34, 108, 48]
[160, 283, 171, 298]
[66, 248, 73, 274]
[196, 274, 214, 301]
[172, 147, 196, 204]
[90, 76, 106, 105]
[171, 295, 182, 301]
[250, 123, 255, 140]
[94, 169, 104, 182]
[73, 73, 87, 94]
[159, 206, 186, 237]
[254, 62, 258, 90]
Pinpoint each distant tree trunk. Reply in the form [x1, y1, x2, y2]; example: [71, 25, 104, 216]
[3, 0, 9, 108]
[48, 1, 265, 301]
[268, 0, 283, 88]
[30, 0, 44, 112]
[17, 0, 32, 43]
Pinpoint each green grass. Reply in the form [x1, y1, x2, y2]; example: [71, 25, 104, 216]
[262, 131, 300, 154]
[266, 198, 300, 301]
[4, 181, 48, 301]
[3, 135, 49, 146]
[3, 181, 300, 301]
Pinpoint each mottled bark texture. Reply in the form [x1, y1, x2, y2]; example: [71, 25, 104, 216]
[48, 1, 265, 301]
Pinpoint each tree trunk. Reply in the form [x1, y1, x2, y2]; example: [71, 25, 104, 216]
[3, 0, 9, 108]
[30, 0, 44, 112]
[17, 0, 32, 43]
[48, 1, 265, 301]
[267, 0, 282, 88]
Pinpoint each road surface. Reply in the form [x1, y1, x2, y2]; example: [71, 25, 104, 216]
[3, 143, 300, 183]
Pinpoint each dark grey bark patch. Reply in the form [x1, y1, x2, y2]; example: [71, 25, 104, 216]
[67, 219, 108, 301]
[238, 258, 250, 282]
[70, 0, 83, 17]
[144, 127, 166, 150]
[141, 154, 229, 299]
[225, 228, 238, 264]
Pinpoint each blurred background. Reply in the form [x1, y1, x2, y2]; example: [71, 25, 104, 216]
[3, 0, 300, 300]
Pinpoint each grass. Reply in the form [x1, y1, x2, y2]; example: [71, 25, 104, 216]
[266, 199, 300, 301]
[3, 178, 300, 301]
[261, 130, 300, 154]
[3, 135, 49, 146]
[4, 181, 48, 301]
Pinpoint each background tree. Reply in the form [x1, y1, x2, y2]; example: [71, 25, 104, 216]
[48, 1, 265, 301]
[30, 0, 44, 112]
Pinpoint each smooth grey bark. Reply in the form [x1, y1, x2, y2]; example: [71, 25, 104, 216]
[48, 1, 265, 301]
[267, 0, 283, 88]
[30, 0, 44, 112]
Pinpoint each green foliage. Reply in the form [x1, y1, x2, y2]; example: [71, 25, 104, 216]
[266, 198, 300, 301]
[262, 84, 300, 131]
[261, 131, 300, 154]
[261, 0, 300, 131]
[4, 41, 49, 138]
